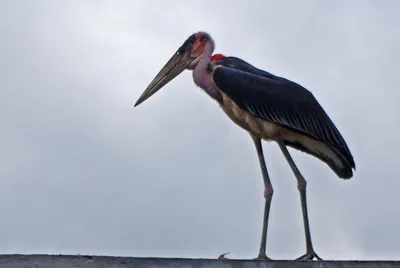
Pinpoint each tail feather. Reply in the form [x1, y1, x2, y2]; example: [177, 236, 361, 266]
[283, 140, 354, 179]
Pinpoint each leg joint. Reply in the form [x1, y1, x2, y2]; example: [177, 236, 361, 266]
[297, 177, 307, 191]
[264, 186, 274, 198]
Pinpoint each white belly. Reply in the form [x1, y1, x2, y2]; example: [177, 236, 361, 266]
[219, 92, 281, 140]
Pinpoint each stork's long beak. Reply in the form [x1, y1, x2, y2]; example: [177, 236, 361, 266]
[134, 50, 194, 107]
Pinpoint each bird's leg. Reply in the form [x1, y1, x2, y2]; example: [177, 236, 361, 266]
[252, 136, 273, 261]
[276, 139, 322, 261]
[218, 137, 273, 261]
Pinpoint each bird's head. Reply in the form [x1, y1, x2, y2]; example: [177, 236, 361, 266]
[134, 31, 214, 107]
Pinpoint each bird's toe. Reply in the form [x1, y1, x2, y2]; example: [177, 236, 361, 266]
[296, 251, 322, 261]
[254, 253, 272, 261]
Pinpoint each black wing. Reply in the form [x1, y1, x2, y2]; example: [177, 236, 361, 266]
[212, 57, 355, 178]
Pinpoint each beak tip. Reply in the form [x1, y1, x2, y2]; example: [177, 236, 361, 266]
[134, 94, 146, 107]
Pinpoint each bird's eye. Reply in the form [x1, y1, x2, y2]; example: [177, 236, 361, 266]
[189, 37, 195, 45]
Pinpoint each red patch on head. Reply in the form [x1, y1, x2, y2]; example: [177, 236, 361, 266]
[211, 53, 226, 61]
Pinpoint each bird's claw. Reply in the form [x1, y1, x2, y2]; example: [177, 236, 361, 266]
[218, 252, 230, 260]
[296, 251, 322, 261]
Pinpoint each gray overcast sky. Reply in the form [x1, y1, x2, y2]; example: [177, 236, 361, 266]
[0, 0, 399, 261]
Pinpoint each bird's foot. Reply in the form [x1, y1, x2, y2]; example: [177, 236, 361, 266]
[296, 250, 322, 261]
[253, 253, 271, 261]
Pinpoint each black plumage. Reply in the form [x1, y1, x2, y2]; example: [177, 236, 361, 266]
[212, 57, 355, 179]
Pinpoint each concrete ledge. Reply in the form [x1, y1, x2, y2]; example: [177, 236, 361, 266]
[0, 255, 399, 268]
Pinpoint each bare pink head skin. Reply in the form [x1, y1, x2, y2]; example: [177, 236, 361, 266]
[134, 32, 225, 107]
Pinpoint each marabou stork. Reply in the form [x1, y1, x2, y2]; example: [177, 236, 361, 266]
[134, 32, 355, 261]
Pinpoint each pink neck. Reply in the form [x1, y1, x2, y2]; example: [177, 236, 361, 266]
[192, 42, 222, 103]
[196, 41, 214, 69]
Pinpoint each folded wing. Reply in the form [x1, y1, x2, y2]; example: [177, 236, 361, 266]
[212, 57, 355, 178]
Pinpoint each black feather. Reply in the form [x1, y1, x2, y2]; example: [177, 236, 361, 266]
[212, 57, 355, 178]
